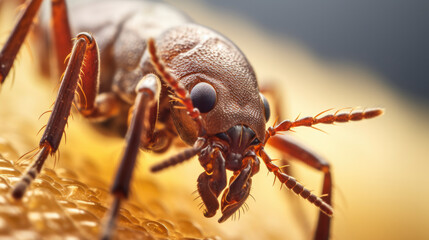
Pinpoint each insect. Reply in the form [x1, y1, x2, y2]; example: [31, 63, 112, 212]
[0, 0, 383, 239]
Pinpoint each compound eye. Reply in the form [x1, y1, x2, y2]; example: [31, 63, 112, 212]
[250, 137, 261, 146]
[190, 82, 217, 113]
[260, 93, 271, 122]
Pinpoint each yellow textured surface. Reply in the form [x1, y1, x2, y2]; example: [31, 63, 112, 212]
[0, 144, 220, 240]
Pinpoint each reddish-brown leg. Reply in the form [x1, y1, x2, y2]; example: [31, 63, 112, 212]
[257, 146, 333, 239]
[263, 108, 383, 240]
[0, 0, 72, 84]
[260, 84, 312, 227]
[72, 32, 121, 122]
[10, 33, 98, 199]
[51, 0, 72, 75]
[268, 134, 332, 240]
[101, 74, 161, 240]
[0, 0, 42, 83]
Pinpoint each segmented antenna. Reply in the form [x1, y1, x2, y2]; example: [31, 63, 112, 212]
[265, 108, 384, 144]
[147, 38, 205, 136]
[150, 137, 206, 172]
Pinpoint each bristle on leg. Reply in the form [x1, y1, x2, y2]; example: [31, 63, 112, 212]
[257, 148, 333, 216]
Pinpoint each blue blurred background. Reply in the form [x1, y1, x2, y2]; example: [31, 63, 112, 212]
[200, 0, 429, 103]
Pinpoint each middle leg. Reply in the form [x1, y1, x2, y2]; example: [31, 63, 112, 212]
[101, 74, 162, 240]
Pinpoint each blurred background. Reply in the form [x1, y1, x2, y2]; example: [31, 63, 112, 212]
[0, 0, 428, 239]
[194, 0, 429, 104]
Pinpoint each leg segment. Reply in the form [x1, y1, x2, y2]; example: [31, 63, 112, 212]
[0, 0, 72, 84]
[260, 83, 299, 176]
[219, 161, 253, 223]
[197, 148, 227, 218]
[268, 134, 332, 240]
[11, 33, 96, 199]
[101, 74, 160, 240]
[51, 0, 72, 75]
[73, 32, 121, 121]
[260, 83, 313, 232]
[257, 147, 333, 240]
[260, 108, 383, 240]
[0, 0, 43, 83]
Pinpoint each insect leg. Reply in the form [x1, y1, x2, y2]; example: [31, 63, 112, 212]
[51, 0, 72, 75]
[197, 148, 227, 218]
[10, 33, 95, 199]
[101, 74, 160, 240]
[0, 0, 43, 84]
[70, 32, 122, 122]
[219, 160, 253, 223]
[259, 84, 297, 174]
[260, 84, 312, 231]
[257, 147, 333, 240]
[267, 135, 332, 240]
[0, 0, 72, 84]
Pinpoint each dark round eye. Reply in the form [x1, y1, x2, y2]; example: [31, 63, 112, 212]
[250, 138, 261, 146]
[260, 93, 270, 122]
[190, 82, 217, 113]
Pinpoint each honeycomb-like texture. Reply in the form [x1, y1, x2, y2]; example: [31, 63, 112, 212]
[0, 139, 220, 240]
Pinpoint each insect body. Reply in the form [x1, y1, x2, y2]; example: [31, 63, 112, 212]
[0, 1, 383, 239]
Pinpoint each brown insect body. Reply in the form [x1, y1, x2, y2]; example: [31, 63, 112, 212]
[69, 1, 191, 134]
[153, 25, 267, 221]
[70, 1, 266, 222]
[0, 0, 383, 239]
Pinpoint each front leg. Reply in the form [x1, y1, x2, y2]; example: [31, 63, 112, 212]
[101, 74, 161, 240]
[197, 148, 227, 218]
[219, 161, 253, 223]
